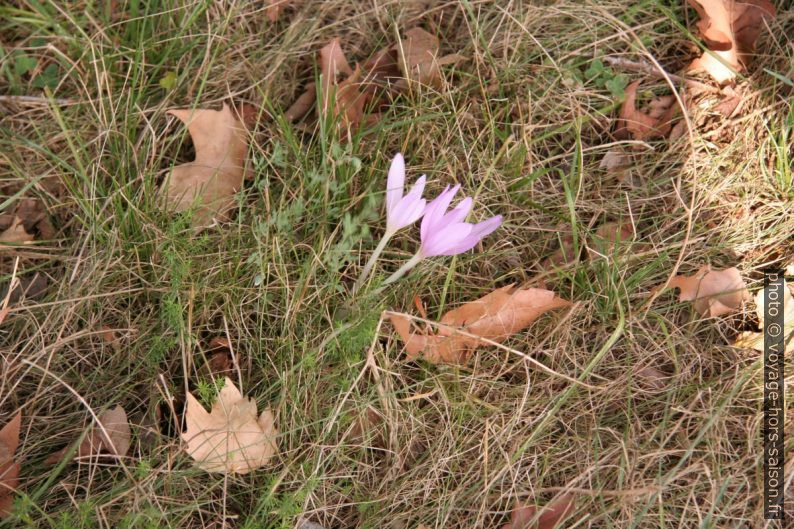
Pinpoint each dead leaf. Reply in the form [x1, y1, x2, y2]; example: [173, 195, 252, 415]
[665, 265, 750, 317]
[615, 81, 679, 141]
[390, 285, 570, 364]
[394, 27, 464, 90]
[45, 405, 130, 464]
[0, 412, 21, 519]
[285, 82, 316, 122]
[0, 274, 49, 304]
[587, 221, 636, 259]
[599, 149, 633, 175]
[266, 0, 290, 22]
[636, 366, 668, 391]
[501, 494, 575, 529]
[735, 282, 794, 354]
[316, 39, 371, 136]
[687, 0, 776, 83]
[540, 231, 577, 270]
[182, 377, 277, 474]
[0, 217, 34, 251]
[205, 336, 234, 376]
[161, 104, 250, 227]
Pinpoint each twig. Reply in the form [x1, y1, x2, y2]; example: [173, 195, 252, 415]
[604, 56, 721, 94]
[0, 94, 78, 106]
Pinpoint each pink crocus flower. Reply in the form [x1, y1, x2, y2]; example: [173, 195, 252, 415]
[381, 185, 502, 286]
[418, 185, 502, 257]
[386, 153, 427, 235]
[352, 153, 427, 294]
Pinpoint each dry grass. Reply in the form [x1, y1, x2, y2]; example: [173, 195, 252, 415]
[1, 1, 793, 528]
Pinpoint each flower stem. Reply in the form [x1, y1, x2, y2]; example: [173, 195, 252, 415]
[382, 252, 423, 286]
[352, 232, 392, 295]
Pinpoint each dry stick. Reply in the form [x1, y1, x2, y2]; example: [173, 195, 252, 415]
[603, 57, 721, 94]
[383, 310, 598, 390]
[0, 95, 78, 106]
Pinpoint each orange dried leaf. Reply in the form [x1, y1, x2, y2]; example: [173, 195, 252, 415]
[161, 104, 250, 227]
[666, 265, 750, 317]
[285, 82, 316, 122]
[0, 412, 21, 519]
[391, 285, 570, 365]
[265, 0, 289, 22]
[615, 81, 678, 141]
[501, 494, 575, 529]
[687, 0, 776, 83]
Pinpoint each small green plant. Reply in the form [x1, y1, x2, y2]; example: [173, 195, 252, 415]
[585, 59, 629, 98]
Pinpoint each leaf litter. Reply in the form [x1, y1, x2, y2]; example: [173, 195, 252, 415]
[390, 285, 570, 364]
[182, 377, 277, 474]
[0, 412, 22, 519]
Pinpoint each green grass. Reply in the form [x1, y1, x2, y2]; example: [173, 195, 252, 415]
[1, 1, 793, 528]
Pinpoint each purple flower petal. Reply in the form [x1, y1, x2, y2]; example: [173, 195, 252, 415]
[441, 215, 503, 255]
[422, 222, 473, 257]
[386, 153, 405, 216]
[421, 184, 459, 241]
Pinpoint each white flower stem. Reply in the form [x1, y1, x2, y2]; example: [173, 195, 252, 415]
[382, 251, 423, 286]
[352, 232, 392, 295]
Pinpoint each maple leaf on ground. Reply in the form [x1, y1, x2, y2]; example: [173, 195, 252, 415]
[663, 265, 750, 317]
[687, 0, 776, 84]
[390, 285, 570, 364]
[614, 81, 679, 141]
[0, 412, 22, 519]
[45, 405, 131, 464]
[501, 494, 575, 529]
[735, 281, 794, 354]
[161, 103, 250, 227]
[182, 377, 277, 474]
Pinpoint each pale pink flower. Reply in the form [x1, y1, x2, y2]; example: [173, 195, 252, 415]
[385, 153, 427, 234]
[419, 185, 502, 257]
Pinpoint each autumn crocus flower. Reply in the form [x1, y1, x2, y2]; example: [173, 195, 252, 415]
[382, 185, 502, 285]
[353, 153, 427, 294]
[385, 153, 427, 235]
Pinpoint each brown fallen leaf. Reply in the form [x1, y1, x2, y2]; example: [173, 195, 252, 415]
[687, 0, 776, 84]
[265, 0, 290, 22]
[182, 377, 277, 474]
[0, 217, 34, 251]
[587, 221, 636, 259]
[316, 38, 372, 136]
[1, 273, 49, 305]
[394, 27, 465, 90]
[161, 104, 250, 227]
[390, 285, 570, 364]
[501, 494, 575, 529]
[636, 366, 668, 391]
[615, 81, 679, 141]
[45, 405, 130, 464]
[285, 82, 316, 122]
[0, 412, 22, 519]
[599, 149, 633, 175]
[664, 265, 750, 317]
[735, 282, 794, 354]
